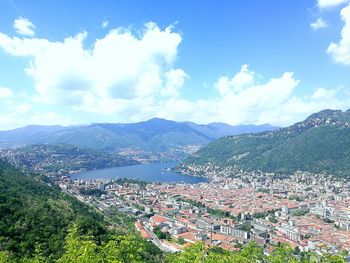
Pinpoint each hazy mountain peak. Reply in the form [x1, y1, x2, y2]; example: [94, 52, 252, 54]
[0, 118, 278, 155]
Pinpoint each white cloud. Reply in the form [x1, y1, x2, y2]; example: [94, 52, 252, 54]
[0, 87, 14, 98]
[0, 22, 183, 114]
[0, 99, 72, 130]
[101, 20, 109, 28]
[13, 17, 35, 36]
[15, 103, 32, 113]
[317, 0, 349, 9]
[216, 64, 255, 96]
[0, 22, 349, 128]
[199, 69, 301, 125]
[327, 3, 350, 64]
[161, 69, 189, 97]
[141, 65, 350, 126]
[310, 18, 328, 30]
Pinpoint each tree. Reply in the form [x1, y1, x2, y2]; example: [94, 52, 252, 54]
[101, 235, 145, 263]
[168, 242, 206, 263]
[56, 225, 101, 263]
[268, 216, 278, 223]
[22, 245, 46, 263]
[178, 237, 185, 245]
[0, 251, 11, 263]
[320, 254, 346, 263]
[238, 242, 265, 262]
[268, 244, 298, 263]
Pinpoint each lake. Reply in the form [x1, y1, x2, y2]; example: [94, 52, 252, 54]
[70, 162, 208, 184]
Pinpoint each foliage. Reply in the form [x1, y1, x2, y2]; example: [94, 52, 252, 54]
[177, 237, 185, 245]
[153, 226, 170, 240]
[1, 232, 347, 262]
[253, 212, 266, 218]
[168, 241, 345, 263]
[267, 243, 299, 263]
[182, 109, 350, 178]
[0, 161, 106, 261]
[0, 144, 136, 175]
[268, 216, 278, 223]
[292, 209, 309, 217]
[240, 223, 251, 232]
[0, 161, 164, 262]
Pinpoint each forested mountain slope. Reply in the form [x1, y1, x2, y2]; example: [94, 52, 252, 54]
[180, 109, 350, 178]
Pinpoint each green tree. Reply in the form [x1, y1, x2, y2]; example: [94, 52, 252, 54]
[101, 235, 145, 263]
[0, 251, 11, 263]
[22, 245, 46, 263]
[268, 244, 298, 263]
[238, 242, 265, 262]
[56, 225, 101, 263]
[320, 254, 346, 263]
[178, 237, 185, 245]
[168, 242, 206, 263]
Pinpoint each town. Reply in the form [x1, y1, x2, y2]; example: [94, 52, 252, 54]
[55, 170, 350, 258]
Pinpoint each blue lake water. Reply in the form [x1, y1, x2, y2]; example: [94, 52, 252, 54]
[70, 162, 207, 184]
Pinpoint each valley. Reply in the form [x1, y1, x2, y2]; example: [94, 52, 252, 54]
[1, 110, 350, 262]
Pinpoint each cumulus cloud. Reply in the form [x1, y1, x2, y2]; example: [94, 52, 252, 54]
[310, 18, 328, 30]
[0, 98, 72, 130]
[216, 64, 255, 96]
[13, 17, 35, 36]
[327, 3, 350, 64]
[0, 87, 14, 98]
[0, 22, 349, 128]
[192, 67, 301, 125]
[0, 22, 183, 115]
[162, 69, 189, 97]
[151, 65, 350, 126]
[317, 0, 349, 9]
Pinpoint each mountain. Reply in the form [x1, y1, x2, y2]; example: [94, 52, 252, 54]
[0, 144, 138, 175]
[179, 109, 350, 178]
[0, 118, 277, 159]
[187, 122, 278, 140]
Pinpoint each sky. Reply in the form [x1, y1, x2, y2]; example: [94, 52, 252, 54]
[1, 0, 350, 130]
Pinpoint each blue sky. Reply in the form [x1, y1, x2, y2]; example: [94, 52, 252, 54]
[0, 0, 350, 129]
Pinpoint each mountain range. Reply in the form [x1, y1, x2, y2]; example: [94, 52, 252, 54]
[0, 118, 277, 158]
[179, 109, 350, 178]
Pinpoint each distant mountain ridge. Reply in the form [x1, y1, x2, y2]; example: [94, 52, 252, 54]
[0, 118, 278, 158]
[179, 109, 350, 178]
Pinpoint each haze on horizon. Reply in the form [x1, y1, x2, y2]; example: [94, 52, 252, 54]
[1, 0, 350, 130]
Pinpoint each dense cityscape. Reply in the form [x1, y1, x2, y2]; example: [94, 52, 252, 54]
[56, 168, 350, 259]
[2, 0, 350, 262]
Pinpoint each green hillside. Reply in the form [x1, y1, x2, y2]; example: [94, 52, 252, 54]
[181, 109, 350, 178]
[0, 161, 164, 262]
[0, 160, 108, 261]
[0, 144, 137, 175]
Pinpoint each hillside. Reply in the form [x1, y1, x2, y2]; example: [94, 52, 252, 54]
[0, 119, 277, 159]
[0, 144, 138, 175]
[179, 109, 350, 178]
[0, 161, 166, 262]
[0, 160, 107, 260]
